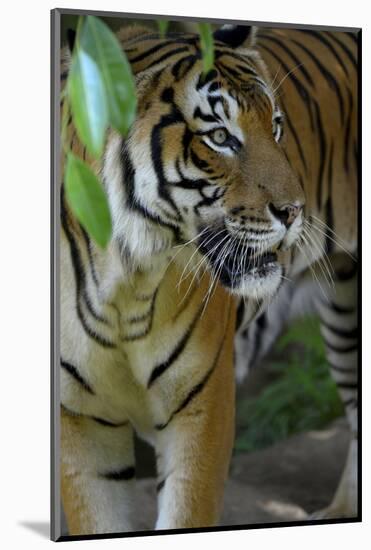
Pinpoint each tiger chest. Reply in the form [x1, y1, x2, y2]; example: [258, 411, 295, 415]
[60, 281, 196, 438]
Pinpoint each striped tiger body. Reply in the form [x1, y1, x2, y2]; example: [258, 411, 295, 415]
[235, 28, 358, 519]
[59, 21, 344, 535]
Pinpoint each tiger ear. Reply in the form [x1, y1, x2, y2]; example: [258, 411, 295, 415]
[213, 25, 257, 49]
[67, 28, 76, 53]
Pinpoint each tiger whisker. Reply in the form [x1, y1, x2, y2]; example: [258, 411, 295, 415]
[172, 228, 208, 250]
[301, 227, 333, 289]
[306, 225, 336, 282]
[309, 216, 357, 262]
[272, 62, 304, 95]
[297, 234, 329, 300]
[183, 231, 231, 308]
[302, 224, 335, 289]
[205, 231, 239, 305]
[270, 64, 282, 91]
[201, 233, 235, 316]
[176, 227, 227, 290]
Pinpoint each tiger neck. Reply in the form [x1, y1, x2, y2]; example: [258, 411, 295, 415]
[91, 231, 207, 323]
[92, 237, 173, 302]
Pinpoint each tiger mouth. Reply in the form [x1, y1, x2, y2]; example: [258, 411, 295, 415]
[197, 226, 279, 288]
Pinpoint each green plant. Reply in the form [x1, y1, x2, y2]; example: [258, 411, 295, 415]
[198, 23, 214, 75]
[235, 317, 344, 453]
[62, 15, 137, 248]
[62, 17, 215, 249]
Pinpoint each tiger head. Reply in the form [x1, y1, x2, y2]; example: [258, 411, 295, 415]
[103, 24, 305, 300]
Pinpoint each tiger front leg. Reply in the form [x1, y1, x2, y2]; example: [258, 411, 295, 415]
[154, 342, 235, 530]
[61, 408, 138, 535]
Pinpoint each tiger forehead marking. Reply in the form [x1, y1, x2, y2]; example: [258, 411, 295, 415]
[105, 27, 305, 300]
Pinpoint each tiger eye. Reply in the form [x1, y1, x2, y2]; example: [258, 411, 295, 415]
[211, 128, 228, 145]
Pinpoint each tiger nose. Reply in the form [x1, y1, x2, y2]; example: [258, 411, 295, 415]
[269, 202, 303, 227]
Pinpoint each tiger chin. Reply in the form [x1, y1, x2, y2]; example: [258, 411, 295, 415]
[60, 22, 305, 536]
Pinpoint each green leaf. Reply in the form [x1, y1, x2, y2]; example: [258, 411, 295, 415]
[68, 48, 108, 159]
[65, 153, 112, 248]
[157, 20, 169, 38]
[198, 23, 214, 75]
[79, 16, 137, 136]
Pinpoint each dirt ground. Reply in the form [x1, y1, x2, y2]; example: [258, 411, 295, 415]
[60, 417, 350, 535]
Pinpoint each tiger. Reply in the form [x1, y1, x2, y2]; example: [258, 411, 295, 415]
[58, 21, 356, 537]
[234, 28, 358, 519]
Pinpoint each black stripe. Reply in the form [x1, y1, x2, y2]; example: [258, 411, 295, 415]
[235, 300, 245, 331]
[329, 301, 355, 315]
[193, 106, 218, 123]
[92, 417, 129, 428]
[80, 225, 99, 288]
[172, 54, 198, 80]
[193, 184, 226, 215]
[155, 317, 228, 431]
[291, 38, 345, 125]
[147, 303, 204, 387]
[100, 466, 136, 481]
[156, 478, 166, 493]
[129, 41, 178, 64]
[126, 312, 152, 324]
[121, 143, 181, 241]
[61, 190, 115, 348]
[217, 63, 246, 82]
[81, 289, 108, 324]
[321, 320, 358, 339]
[328, 32, 357, 68]
[125, 293, 157, 323]
[182, 127, 193, 163]
[296, 30, 349, 78]
[145, 46, 190, 70]
[151, 108, 185, 218]
[328, 362, 357, 373]
[324, 197, 334, 255]
[258, 42, 315, 131]
[279, 99, 308, 173]
[215, 48, 257, 65]
[344, 87, 354, 174]
[346, 33, 358, 44]
[196, 69, 218, 90]
[121, 289, 158, 342]
[74, 306, 115, 348]
[61, 360, 94, 395]
[61, 404, 128, 427]
[325, 339, 357, 354]
[61, 403, 83, 418]
[190, 148, 213, 173]
[313, 101, 327, 210]
[336, 381, 358, 390]
[334, 262, 357, 281]
[235, 64, 259, 77]
[259, 33, 315, 87]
